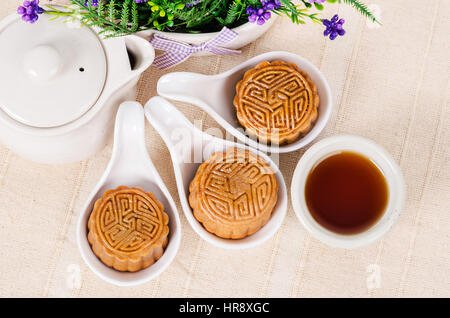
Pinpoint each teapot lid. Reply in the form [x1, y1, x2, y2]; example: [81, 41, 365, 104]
[0, 13, 106, 128]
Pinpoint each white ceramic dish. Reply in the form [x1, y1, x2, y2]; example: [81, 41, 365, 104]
[137, 17, 276, 56]
[77, 102, 181, 286]
[157, 51, 332, 153]
[291, 135, 406, 249]
[145, 97, 287, 249]
[0, 11, 154, 164]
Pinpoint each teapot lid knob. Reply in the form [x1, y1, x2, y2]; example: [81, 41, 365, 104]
[23, 45, 61, 81]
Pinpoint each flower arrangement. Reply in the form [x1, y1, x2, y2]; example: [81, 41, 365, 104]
[18, 0, 379, 40]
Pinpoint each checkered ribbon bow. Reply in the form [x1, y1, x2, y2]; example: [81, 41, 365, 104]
[150, 27, 241, 70]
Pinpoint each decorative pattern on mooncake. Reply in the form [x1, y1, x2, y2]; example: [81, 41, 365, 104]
[88, 186, 169, 272]
[189, 147, 278, 239]
[234, 60, 319, 144]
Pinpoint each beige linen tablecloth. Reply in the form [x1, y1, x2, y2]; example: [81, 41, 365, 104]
[0, 0, 449, 297]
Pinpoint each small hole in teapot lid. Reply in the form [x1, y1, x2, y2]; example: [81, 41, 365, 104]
[79, 67, 85, 72]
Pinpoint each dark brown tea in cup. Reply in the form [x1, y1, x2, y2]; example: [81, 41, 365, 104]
[305, 151, 388, 235]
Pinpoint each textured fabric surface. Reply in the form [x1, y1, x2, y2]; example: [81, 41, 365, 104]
[0, 0, 449, 297]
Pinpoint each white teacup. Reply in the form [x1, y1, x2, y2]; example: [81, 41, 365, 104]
[291, 135, 406, 249]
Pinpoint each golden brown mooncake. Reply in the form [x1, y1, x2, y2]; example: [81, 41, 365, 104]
[188, 147, 278, 239]
[88, 186, 169, 272]
[234, 60, 319, 145]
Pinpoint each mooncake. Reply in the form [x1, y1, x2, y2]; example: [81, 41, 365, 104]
[189, 147, 278, 239]
[88, 186, 169, 272]
[234, 60, 319, 144]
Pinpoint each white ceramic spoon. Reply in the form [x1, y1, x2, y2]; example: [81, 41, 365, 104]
[157, 51, 333, 153]
[144, 96, 287, 250]
[76, 101, 181, 286]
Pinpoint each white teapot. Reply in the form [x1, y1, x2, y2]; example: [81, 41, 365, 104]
[0, 11, 154, 164]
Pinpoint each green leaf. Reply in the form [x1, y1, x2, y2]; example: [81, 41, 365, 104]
[313, 3, 324, 10]
[109, 0, 116, 22]
[338, 0, 380, 24]
[131, 0, 138, 32]
[121, 0, 130, 28]
[302, 0, 312, 8]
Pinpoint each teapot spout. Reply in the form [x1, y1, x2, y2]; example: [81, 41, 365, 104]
[124, 35, 155, 76]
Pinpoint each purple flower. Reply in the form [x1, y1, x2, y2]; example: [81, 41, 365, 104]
[247, 7, 271, 25]
[84, 0, 98, 6]
[261, 0, 281, 10]
[185, 0, 200, 7]
[247, 1, 281, 25]
[307, 0, 326, 3]
[323, 14, 345, 40]
[17, 0, 43, 24]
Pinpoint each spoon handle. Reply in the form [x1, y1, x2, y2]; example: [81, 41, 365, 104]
[156, 72, 243, 135]
[157, 72, 211, 100]
[111, 101, 152, 173]
[144, 97, 200, 149]
[157, 72, 227, 114]
[145, 96, 224, 166]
